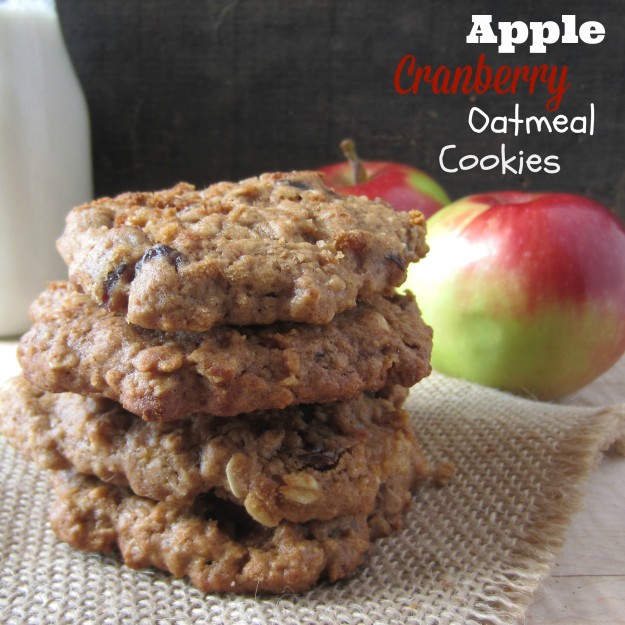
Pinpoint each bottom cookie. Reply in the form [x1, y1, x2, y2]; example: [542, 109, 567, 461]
[49, 468, 424, 594]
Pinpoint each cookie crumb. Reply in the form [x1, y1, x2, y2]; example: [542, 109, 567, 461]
[430, 461, 456, 487]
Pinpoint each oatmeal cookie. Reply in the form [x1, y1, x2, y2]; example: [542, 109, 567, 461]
[1, 376, 426, 527]
[19, 282, 432, 420]
[56, 171, 428, 331]
[48, 468, 421, 594]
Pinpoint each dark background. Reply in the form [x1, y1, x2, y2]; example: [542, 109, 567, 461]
[57, 0, 625, 219]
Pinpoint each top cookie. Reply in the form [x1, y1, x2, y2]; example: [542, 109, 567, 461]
[57, 171, 428, 331]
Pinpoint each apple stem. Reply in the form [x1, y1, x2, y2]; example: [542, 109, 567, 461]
[340, 138, 368, 185]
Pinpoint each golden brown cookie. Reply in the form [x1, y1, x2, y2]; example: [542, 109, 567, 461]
[19, 282, 432, 420]
[0, 376, 426, 527]
[56, 171, 428, 332]
[48, 468, 422, 594]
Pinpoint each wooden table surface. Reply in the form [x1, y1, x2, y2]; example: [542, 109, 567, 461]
[526, 355, 625, 624]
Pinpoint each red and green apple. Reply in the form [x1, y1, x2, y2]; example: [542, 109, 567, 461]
[319, 139, 450, 218]
[404, 191, 625, 399]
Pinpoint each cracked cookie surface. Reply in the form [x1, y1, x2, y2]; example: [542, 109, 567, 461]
[1, 376, 426, 527]
[56, 171, 428, 332]
[18, 282, 432, 420]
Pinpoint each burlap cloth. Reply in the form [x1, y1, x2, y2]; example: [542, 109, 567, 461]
[1, 371, 624, 625]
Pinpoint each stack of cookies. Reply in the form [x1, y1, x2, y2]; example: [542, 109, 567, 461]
[0, 171, 433, 594]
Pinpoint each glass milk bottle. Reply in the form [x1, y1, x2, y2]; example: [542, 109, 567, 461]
[0, 0, 92, 336]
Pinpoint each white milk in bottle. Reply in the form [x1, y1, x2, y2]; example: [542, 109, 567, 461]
[0, 0, 92, 336]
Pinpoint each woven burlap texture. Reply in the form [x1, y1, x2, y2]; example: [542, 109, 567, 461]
[1, 371, 624, 625]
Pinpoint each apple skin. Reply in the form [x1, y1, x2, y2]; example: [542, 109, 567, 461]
[404, 191, 625, 399]
[319, 160, 450, 218]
